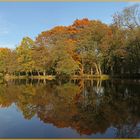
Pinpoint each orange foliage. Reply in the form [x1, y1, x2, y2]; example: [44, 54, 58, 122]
[0, 48, 11, 52]
[73, 18, 90, 28]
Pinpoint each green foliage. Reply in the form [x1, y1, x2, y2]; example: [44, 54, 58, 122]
[0, 5, 140, 77]
[16, 37, 36, 73]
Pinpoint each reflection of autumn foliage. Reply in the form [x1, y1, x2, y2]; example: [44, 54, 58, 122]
[0, 80, 140, 137]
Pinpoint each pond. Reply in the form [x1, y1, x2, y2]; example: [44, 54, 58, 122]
[0, 78, 140, 138]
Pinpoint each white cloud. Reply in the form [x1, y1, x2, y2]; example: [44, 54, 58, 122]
[127, 2, 140, 7]
[0, 28, 9, 35]
[0, 43, 15, 49]
[0, 14, 10, 36]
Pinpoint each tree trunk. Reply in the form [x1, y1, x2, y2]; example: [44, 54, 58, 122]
[25, 71, 28, 76]
[94, 63, 99, 75]
[90, 67, 93, 75]
[98, 64, 102, 75]
[43, 70, 46, 76]
[38, 71, 40, 76]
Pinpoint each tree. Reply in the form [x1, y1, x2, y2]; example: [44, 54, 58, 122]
[16, 37, 36, 76]
[1, 6, 140, 78]
[48, 41, 79, 76]
[113, 4, 140, 29]
[0, 48, 17, 75]
[75, 20, 112, 75]
[32, 46, 48, 76]
[125, 28, 140, 74]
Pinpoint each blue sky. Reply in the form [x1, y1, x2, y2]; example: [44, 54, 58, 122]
[0, 2, 139, 49]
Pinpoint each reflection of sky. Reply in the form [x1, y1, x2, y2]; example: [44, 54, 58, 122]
[0, 103, 116, 138]
[0, 2, 140, 49]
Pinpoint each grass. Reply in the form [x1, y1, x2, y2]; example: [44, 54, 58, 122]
[71, 74, 110, 80]
[4, 75, 55, 80]
[4, 74, 110, 81]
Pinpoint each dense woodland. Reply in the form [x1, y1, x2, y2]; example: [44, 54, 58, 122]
[0, 5, 140, 78]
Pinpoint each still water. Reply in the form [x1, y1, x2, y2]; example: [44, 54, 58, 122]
[0, 78, 140, 138]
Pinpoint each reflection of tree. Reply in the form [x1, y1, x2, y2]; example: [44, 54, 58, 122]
[116, 120, 140, 138]
[0, 79, 140, 137]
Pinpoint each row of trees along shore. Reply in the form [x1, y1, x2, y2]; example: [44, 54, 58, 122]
[0, 4, 140, 78]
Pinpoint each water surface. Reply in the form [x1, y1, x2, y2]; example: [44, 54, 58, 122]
[0, 79, 140, 138]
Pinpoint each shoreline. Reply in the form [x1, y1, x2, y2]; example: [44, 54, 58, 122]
[3, 74, 110, 80]
[1, 74, 140, 81]
[4, 75, 56, 81]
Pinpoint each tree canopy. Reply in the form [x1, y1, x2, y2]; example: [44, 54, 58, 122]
[0, 5, 140, 78]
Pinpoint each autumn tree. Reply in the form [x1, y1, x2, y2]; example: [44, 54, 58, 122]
[31, 46, 48, 76]
[16, 37, 36, 76]
[1, 5, 140, 78]
[112, 4, 140, 76]
[74, 19, 112, 75]
[0, 48, 17, 75]
[113, 4, 140, 29]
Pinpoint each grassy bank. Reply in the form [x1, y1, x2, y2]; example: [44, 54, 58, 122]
[2, 73, 140, 82]
[3, 74, 140, 81]
[71, 74, 110, 80]
[4, 75, 56, 81]
[4, 74, 110, 81]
